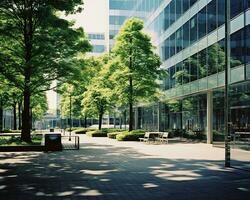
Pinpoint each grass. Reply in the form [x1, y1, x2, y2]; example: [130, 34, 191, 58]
[0, 135, 43, 146]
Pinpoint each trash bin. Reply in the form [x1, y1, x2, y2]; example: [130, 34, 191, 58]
[45, 133, 62, 151]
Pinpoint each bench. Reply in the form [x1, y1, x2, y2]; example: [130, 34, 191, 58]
[139, 132, 169, 144]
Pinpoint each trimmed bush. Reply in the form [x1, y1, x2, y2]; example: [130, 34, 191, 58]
[86, 130, 108, 137]
[107, 131, 126, 139]
[1, 129, 21, 133]
[74, 128, 97, 134]
[116, 131, 145, 141]
[102, 128, 125, 133]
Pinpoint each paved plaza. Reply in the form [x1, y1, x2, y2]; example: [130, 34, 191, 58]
[0, 135, 250, 200]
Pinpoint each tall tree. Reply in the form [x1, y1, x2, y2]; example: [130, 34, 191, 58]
[0, 0, 91, 141]
[82, 55, 114, 130]
[112, 18, 163, 131]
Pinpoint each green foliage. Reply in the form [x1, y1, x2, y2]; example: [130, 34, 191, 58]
[0, 0, 91, 141]
[74, 127, 97, 134]
[107, 132, 120, 139]
[116, 130, 145, 141]
[111, 18, 163, 131]
[0, 135, 42, 146]
[86, 130, 108, 137]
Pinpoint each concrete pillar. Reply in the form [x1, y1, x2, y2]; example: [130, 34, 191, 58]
[134, 108, 138, 130]
[158, 102, 162, 131]
[207, 90, 213, 144]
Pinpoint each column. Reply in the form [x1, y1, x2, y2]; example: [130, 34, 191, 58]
[207, 90, 213, 144]
[134, 108, 138, 130]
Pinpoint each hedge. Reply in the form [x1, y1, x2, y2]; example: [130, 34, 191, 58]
[86, 130, 108, 137]
[74, 128, 97, 134]
[116, 130, 145, 141]
[107, 131, 126, 139]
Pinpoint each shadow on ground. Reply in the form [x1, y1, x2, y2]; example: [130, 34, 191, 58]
[0, 143, 250, 200]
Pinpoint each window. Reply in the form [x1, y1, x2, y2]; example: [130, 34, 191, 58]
[183, 0, 189, 14]
[230, 0, 246, 19]
[231, 28, 245, 67]
[109, 16, 127, 25]
[164, 5, 170, 30]
[170, 33, 176, 57]
[176, 27, 183, 53]
[190, 54, 198, 81]
[164, 38, 170, 61]
[246, 25, 250, 63]
[190, 15, 197, 45]
[169, 0, 176, 26]
[198, 49, 207, 78]
[189, 0, 198, 7]
[207, 0, 217, 34]
[176, 0, 182, 19]
[92, 45, 105, 53]
[207, 44, 218, 75]
[217, 0, 225, 27]
[183, 59, 190, 83]
[170, 66, 176, 88]
[183, 21, 190, 48]
[217, 40, 225, 73]
[198, 6, 207, 39]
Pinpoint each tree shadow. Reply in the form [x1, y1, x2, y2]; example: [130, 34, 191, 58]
[0, 143, 250, 200]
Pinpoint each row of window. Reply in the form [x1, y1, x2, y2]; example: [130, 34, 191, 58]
[163, 26, 250, 90]
[109, 16, 128, 25]
[110, 0, 164, 13]
[92, 45, 106, 53]
[159, 0, 250, 62]
[88, 34, 105, 40]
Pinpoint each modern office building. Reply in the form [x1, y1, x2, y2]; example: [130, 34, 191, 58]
[109, 0, 250, 144]
[87, 32, 107, 56]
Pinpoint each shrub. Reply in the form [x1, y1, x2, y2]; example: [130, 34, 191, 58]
[1, 129, 21, 133]
[102, 128, 125, 133]
[116, 131, 145, 141]
[107, 131, 126, 139]
[86, 130, 107, 137]
[73, 128, 97, 134]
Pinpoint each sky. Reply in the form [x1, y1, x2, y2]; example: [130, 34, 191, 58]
[47, 0, 108, 112]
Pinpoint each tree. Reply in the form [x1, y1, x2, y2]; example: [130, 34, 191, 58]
[31, 93, 48, 127]
[112, 18, 163, 131]
[59, 56, 103, 127]
[82, 56, 114, 130]
[0, 0, 91, 141]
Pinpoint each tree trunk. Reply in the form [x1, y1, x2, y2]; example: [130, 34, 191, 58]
[18, 101, 22, 130]
[0, 99, 3, 131]
[129, 76, 133, 132]
[13, 102, 17, 130]
[98, 112, 103, 130]
[21, 89, 31, 142]
[84, 116, 87, 128]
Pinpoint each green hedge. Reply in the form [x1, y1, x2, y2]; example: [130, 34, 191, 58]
[116, 130, 145, 141]
[86, 130, 108, 137]
[74, 128, 97, 134]
[1, 129, 21, 133]
[102, 128, 125, 133]
[107, 131, 126, 139]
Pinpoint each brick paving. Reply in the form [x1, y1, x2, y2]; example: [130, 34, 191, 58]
[0, 135, 250, 200]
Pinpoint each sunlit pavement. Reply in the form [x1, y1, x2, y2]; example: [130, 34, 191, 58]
[0, 135, 250, 200]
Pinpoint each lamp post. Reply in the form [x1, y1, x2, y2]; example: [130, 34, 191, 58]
[69, 95, 72, 141]
[225, 0, 231, 167]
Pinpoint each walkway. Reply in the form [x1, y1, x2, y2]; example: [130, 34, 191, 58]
[0, 135, 249, 200]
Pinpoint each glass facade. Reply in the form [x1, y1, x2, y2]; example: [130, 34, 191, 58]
[109, 0, 250, 155]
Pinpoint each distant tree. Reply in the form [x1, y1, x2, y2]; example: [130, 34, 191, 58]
[82, 56, 114, 130]
[112, 18, 163, 131]
[0, 0, 91, 141]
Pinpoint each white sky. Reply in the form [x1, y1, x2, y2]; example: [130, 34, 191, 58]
[64, 0, 108, 33]
[47, 0, 108, 112]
